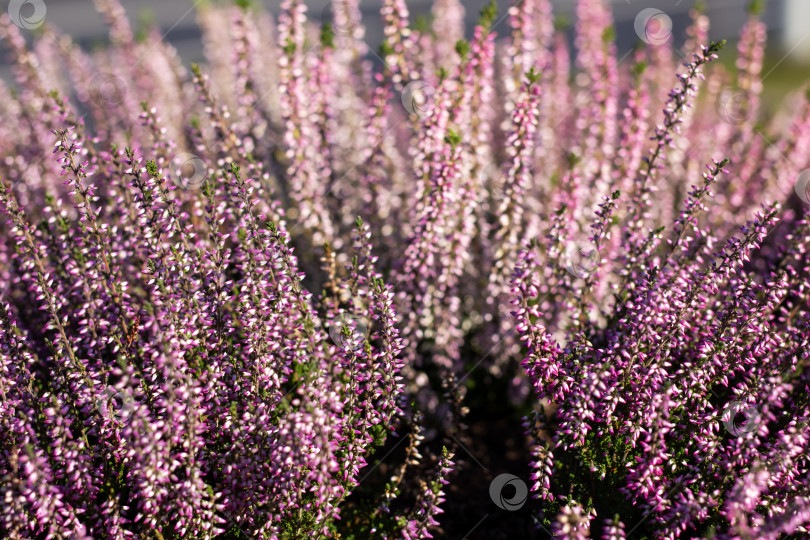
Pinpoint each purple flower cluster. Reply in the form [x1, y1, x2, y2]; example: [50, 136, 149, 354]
[0, 0, 808, 538]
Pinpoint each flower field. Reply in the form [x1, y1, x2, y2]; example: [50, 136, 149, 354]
[0, 0, 809, 538]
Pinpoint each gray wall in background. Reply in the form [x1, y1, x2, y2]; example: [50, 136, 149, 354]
[0, 0, 798, 79]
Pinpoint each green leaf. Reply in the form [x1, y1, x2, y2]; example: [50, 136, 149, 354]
[145, 160, 158, 177]
[478, 1, 498, 30]
[320, 21, 335, 49]
[455, 39, 470, 59]
[747, 0, 766, 16]
[445, 129, 462, 149]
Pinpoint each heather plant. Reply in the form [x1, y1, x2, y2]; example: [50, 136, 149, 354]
[0, 0, 809, 538]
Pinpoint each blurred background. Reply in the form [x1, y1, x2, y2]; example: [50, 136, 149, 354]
[2, 0, 809, 98]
